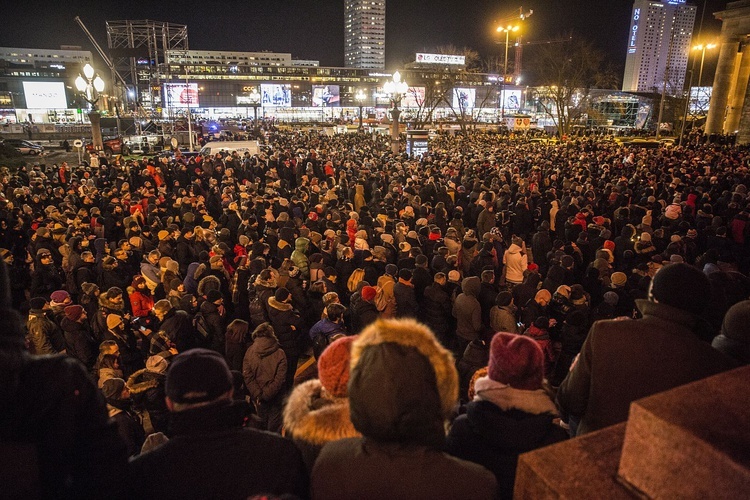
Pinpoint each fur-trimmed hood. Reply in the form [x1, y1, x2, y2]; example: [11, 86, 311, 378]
[473, 376, 558, 415]
[98, 293, 125, 312]
[268, 296, 292, 311]
[197, 275, 220, 297]
[127, 368, 164, 395]
[349, 318, 458, 447]
[283, 379, 360, 446]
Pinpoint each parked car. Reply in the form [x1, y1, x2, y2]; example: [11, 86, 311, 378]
[85, 137, 131, 157]
[1, 139, 44, 155]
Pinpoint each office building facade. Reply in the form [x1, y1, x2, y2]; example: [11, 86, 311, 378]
[344, 0, 386, 69]
[622, 0, 697, 95]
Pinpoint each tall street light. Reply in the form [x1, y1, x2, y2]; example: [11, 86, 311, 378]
[75, 63, 105, 151]
[248, 88, 261, 134]
[497, 24, 519, 120]
[383, 71, 408, 155]
[355, 89, 366, 130]
[693, 43, 717, 88]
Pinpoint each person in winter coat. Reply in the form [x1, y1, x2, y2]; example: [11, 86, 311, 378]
[557, 264, 738, 436]
[198, 289, 226, 354]
[284, 336, 361, 472]
[225, 319, 250, 372]
[523, 317, 556, 377]
[376, 264, 398, 319]
[309, 303, 348, 359]
[60, 304, 97, 371]
[26, 297, 66, 355]
[502, 237, 528, 286]
[490, 291, 519, 334]
[393, 268, 419, 318]
[103, 313, 144, 378]
[351, 285, 380, 333]
[453, 276, 483, 351]
[266, 287, 304, 392]
[101, 377, 145, 457]
[354, 183, 366, 212]
[30, 248, 64, 300]
[311, 318, 497, 499]
[521, 289, 551, 329]
[550, 310, 589, 387]
[140, 250, 162, 293]
[446, 332, 568, 500]
[127, 355, 170, 434]
[129, 349, 308, 499]
[242, 322, 288, 432]
[712, 300, 750, 365]
[291, 237, 310, 279]
[129, 275, 154, 319]
[420, 273, 455, 348]
[153, 299, 196, 354]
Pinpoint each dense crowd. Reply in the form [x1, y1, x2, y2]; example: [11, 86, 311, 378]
[1, 129, 749, 499]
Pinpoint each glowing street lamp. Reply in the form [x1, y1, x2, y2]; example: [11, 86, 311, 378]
[497, 25, 520, 120]
[75, 63, 106, 152]
[692, 43, 717, 88]
[355, 89, 366, 130]
[384, 71, 408, 154]
[248, 88, 261, 124]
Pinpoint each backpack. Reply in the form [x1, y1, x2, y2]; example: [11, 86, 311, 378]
[347, 268, 365, 293]
[249, 294, 267, 328]
[373, 285, 388, 312]
[312, 331, 346, 359]
[193, 312, 210, 339]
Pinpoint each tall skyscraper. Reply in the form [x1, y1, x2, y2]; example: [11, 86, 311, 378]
[345, 0, 386, 69]
[622, 0, 697, 95]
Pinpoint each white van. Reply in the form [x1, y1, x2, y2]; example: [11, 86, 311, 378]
[199, 140, 260, 157]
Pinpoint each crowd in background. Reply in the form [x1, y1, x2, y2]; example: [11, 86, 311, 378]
[1, 129, 749, 499]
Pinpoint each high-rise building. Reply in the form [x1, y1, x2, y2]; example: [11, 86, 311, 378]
[622, 0, 697, 95]
[345, 0, 386, 69]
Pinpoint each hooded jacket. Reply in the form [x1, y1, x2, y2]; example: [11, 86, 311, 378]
[283, 379, 360, 472]
[453, 277, 483, 341]
[242, 335, 287, 402]
[503, 243, 528, 284]
[311, 319, 496, 499]
[291, 237, 310, 279]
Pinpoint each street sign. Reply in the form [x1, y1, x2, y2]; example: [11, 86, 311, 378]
[73, 139, 83, 148]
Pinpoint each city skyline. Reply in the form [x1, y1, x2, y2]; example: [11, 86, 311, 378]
[0, 0, 727, 80]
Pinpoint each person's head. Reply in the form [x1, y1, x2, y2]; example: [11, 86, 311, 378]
[101, 377, 130, 402]
[361, 285, 378, 302]
[323, 291, 340, 307]
[226, 319, 249, 344]
[349, 318, 458, 447]
[147, 250, 161, 265]
[274, 287, 291, 304]
[434, 272, 447, 286]
[481, 269, 495, 284]
[99, 340, 119, 357]
[535, 289, 552, 307]
[106, 314, 125, 333]
[487, 332, 545, 390]
[29, 297, 48, 311]
[495, 291, 513, 308]
[648, 263, 711, 316]
[398, 268, 412, 283]
[81, 250, 95, 263]
[37, 249, 53, 265]
[165, 349, 233, 412]
[206, 289, 223, 306]
[153, 299, 172, 321]
[64, 305, 86, 323]
[326, 303, 346, 324]
[132, 275, 148, 291]
[251, 322, 276, 341]
[713, 300, 750, 365]
[317, 336, 356, 398]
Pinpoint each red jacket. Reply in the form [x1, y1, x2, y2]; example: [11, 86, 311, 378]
[129, 290, 154, 318]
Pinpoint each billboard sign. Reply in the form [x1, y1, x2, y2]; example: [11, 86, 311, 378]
[402, 87, 426, 108]
[23, 81, 68, 109]
[452, 88, 476, 109]
[416, 53, 466, 65]
[163, 83, 199, 108]
[499, 89, 522, 112]
[261, 84, 291, 107]
[312, 85, 340, 107]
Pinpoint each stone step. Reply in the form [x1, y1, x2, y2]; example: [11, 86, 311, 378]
[514, 423, 633, 499]
[617, 365, 750, 499]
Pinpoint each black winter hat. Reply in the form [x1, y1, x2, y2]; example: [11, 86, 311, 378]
[274, 287, 291, 302]
[165, 349, 232, 404]
[495, 291, 513, 307]
[206, 289, 223, 303]
[29, 297, 47, 310]
[650, 263, 710, 316]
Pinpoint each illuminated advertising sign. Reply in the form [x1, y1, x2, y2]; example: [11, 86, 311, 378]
[452, 88, 476, 109]
[402, 87, 426, 108]
[499, 89, 522, 112]
[261, 84, 291, 107]
[312, 85, 340, 107]
[416, 53, 466, 65]
[163, 83, 199, 108]
[22, 81, 68, 109]
[629, 8, 640, 54]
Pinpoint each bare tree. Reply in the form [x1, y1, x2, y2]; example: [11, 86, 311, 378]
[528, 37, 617, 137]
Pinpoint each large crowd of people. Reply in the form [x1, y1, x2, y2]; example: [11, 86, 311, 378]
[1, 128, 749, 499]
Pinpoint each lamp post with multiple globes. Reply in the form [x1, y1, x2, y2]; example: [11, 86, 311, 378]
[355, 89, 366, 130]
[74, 63, 105, 152]
[383, 71, 408, 154]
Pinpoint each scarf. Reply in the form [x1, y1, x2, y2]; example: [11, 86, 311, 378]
[473, 376, 558, 416]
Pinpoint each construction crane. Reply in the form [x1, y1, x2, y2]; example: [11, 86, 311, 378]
[74, 16, 146, 133]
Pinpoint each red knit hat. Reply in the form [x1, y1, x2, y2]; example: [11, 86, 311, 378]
[488, 332, 544, 390]
[317, 336, 356, 398]
[64, 305, 84, 322]
[361, 286, 377, 302]
[603, 240, 616, 252]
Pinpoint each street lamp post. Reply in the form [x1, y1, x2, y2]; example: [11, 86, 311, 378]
[75, 63, 106, 152]
[383, 71, 408, 155]
[355, 89, 366, 130]
[248, 89, 261, 133]
[496, 25, 520, 120]
[693, 43, 717, 88]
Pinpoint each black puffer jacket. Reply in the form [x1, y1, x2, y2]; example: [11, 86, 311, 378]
[127, 368, 169, 434]
[267, 297, 304, 357]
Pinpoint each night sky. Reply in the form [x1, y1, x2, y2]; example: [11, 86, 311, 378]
[1, 0, 728, 84]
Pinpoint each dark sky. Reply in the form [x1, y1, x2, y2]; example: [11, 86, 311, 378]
[0, 0, 728, 84]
